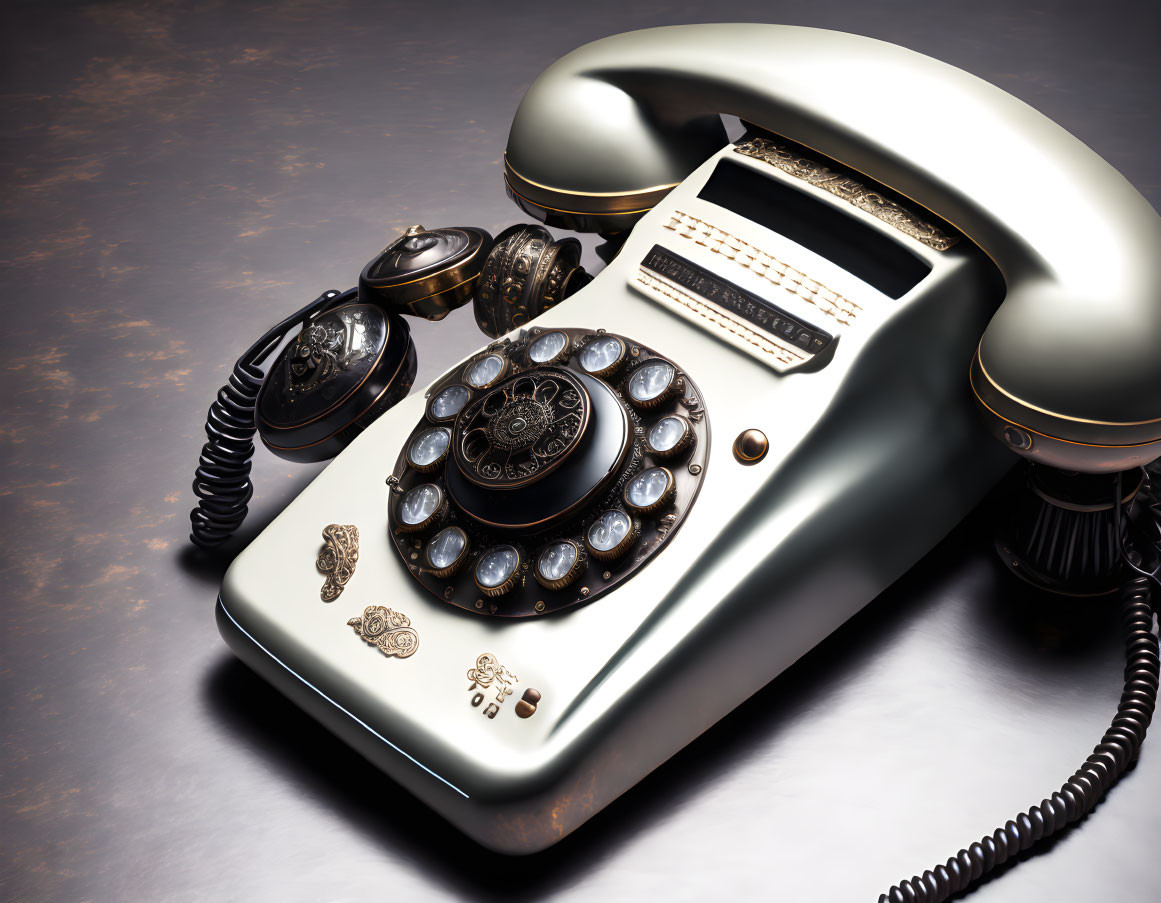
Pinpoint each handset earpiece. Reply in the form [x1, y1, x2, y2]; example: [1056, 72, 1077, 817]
[253, 301, 417, 463]
[359, 224, 494, 319]
[190, 287, 357, 549]
[189, 224, 489, 549]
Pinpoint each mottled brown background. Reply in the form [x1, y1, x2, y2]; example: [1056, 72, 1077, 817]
[1, 1, 1158, 901]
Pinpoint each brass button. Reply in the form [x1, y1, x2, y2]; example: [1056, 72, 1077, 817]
[733, 429, 768, 465]
[515, 688, 541, 718]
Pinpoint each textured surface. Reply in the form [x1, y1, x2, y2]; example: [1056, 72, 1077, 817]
[1, 1, 1158, 901]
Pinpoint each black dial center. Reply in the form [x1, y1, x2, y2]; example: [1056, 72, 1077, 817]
[446, 371, 631, 532]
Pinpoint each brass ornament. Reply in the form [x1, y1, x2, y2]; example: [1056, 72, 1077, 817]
[465, 653, 520, 719]
[733, 429, 770, 464]
[466, 653, 518, 689]
[515, 688, 541, 718]
[473, 224, 591, 338]
[733, 137, 958, 252]
[679, 392, 706, 423]
[347, 605, 419, 658]
[317, 523, 359, 601]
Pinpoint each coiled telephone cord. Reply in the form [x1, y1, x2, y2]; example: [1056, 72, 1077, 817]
[880, 465, 1161, 902]
[189, 288, 353, 549]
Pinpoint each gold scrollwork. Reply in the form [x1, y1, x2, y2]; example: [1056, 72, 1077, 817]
[347, 605, 419, 658]
[733, 138, 958, 252]
[317, 523, 359, 602]
[466, 653, 517, 689]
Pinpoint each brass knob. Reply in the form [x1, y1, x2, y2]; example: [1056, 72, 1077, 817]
[733, 429, 768, 465]
[515, 688, 541, 718]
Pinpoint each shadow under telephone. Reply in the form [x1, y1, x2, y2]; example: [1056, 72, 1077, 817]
[189, 25, 1161, 903]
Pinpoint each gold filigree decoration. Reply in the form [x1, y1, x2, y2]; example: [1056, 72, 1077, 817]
[733, 138, 958, 252]
[466, 653, 517, 689]
[317, 523, 359, 602]
[347, 605, 419, 658]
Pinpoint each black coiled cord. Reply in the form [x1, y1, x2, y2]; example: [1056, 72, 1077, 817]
[189, 288, 355, 549]
[880, 464, 1161, 903]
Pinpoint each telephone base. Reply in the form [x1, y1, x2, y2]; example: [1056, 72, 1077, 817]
[218, 136, 1016, 853]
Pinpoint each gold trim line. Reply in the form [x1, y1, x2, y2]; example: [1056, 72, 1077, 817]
[506, 182, 657, 217]
[972, 382, 1161, 450]
[366, 232, 483, 289]
[504, 156, 679, 197]
[977, 349, 1161, 428]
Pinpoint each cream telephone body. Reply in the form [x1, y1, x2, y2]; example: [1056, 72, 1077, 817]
[207, 23, 1161, 879]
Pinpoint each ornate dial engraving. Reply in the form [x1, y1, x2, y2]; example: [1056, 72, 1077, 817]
[316, 523, 359, 601]
[347, 605, 419, 658]
[453, 367, 589, 489]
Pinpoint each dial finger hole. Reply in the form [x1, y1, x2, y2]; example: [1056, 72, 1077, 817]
[406, 426, 452, 472]
[474, 545, 522, 597]
[428, 384, 471, 421]
[624, 467, 676, 515]
[466, 353, 508, 388]
[527, 330, 569, 364]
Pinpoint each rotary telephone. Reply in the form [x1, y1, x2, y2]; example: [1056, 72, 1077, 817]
[194, 25, 1161, 902]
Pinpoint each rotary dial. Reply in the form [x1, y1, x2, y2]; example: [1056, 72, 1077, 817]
[387, 327, 710, 617]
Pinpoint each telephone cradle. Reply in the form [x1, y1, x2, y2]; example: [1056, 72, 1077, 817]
[201, 24, 1161, 901]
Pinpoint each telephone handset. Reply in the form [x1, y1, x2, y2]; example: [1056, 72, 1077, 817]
[204, 24, 1161, 900]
